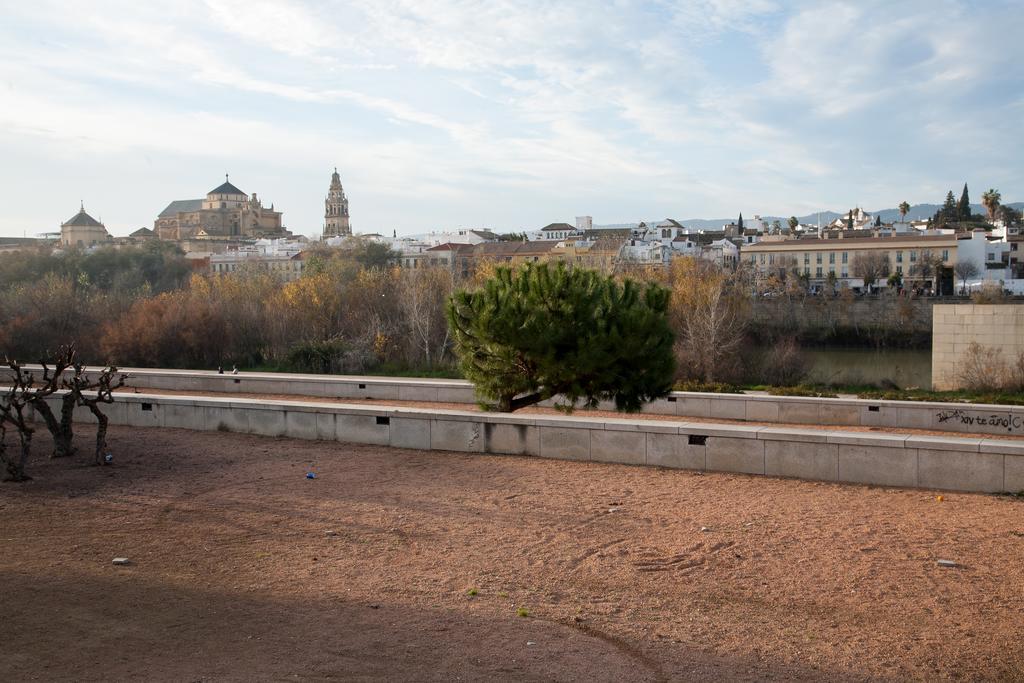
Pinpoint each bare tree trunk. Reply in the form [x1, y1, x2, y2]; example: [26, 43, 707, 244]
[85, 402, 109, 465]
[31, 394, 77, 458]
[1, 424, 33, 482]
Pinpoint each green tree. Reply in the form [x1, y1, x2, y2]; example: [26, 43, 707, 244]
[934, 191, 958, 226]
[874, 215, 882, 227]
[846, 210, 854, 231]
[958, 183, 971, 221]
[737, 213, 744, 231]
[1000, 205, 1021, 227]
[898, 201, 910, 223]
[446, 263, 675, 412]
[982, 189, 1002, 223]
[787, 216, 799, 231]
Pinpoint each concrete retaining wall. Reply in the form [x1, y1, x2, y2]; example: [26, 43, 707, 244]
[42, 392, 1024, 494]
[12, 366, 1024, 438]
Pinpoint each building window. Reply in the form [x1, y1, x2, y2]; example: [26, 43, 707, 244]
[760, 254, 765, 264]
[804, 253, 809, 264]
[910, 251, 917, 262]
[896, 265, 903, 275]
[896, 251, 903, 263]
[804, 266, 810, 276]
[816, 253, 822, 264]
[842, 252, 848, 264]
[768, 254, 774, 265]
[942, 249, 949, 261]
[815, 266, 822, 278]
[841, 269, 848, 278]
[828, 253, 835, 264]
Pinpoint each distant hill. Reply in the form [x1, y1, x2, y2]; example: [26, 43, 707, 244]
[595, 202, 1022, 231]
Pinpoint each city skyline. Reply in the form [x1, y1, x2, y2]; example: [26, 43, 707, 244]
[1, 0, 1022, 238]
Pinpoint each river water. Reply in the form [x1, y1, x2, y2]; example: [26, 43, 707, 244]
[803, 348, 932, 389]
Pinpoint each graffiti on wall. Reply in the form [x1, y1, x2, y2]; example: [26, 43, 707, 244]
[935, 408, 1022, 432]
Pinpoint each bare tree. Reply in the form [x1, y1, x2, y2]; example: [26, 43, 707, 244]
[908, 250, 944, 292]
[1, 361, 38, 482]
[1, 350, 124, 480]
[72, 365, 124, 465]
[669, 257, 750, 383]
[954, 259, 980, 294]
[27, 346, 78, 458]
[400, 266, 454, 367]
[851, 251, 890, 290]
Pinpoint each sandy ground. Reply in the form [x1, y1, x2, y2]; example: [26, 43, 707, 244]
[3, 426, 1024, 682]
[125, 387, 1024, 441]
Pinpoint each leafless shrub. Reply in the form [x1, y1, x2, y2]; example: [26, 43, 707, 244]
[757, 338, 809, 387]
[970, 282, 1007, 304]
[956, 342, 1009, 392]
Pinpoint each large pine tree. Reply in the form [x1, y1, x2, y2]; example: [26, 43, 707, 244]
[935, 191, 958, 225]
[446, 263, 676, 412]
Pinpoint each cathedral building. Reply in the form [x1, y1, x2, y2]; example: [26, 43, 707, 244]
[323, 168, 351, 238]
[61, 203, 111, 248]
[155, 176, 288, 241]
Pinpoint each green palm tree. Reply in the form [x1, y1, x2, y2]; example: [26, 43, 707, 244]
[982, 189, 1002, 223]
[898, 201, 910, 223]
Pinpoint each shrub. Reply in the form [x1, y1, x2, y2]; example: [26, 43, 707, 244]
[673, 380, 743, 394]
[756, 337, 808, 387]
[284, 338, 373, 374]
[767, 385, 838, 398]
[956, 342, 1012, 392]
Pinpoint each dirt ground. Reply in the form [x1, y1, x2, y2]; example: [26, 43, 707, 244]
[3, 426, 1024, 682]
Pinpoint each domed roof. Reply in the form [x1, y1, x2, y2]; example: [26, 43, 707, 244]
[62, 204, 104, 228]
[208, 175, 246, 197]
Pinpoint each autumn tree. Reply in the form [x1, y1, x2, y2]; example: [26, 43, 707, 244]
[447, 263, 675, 412]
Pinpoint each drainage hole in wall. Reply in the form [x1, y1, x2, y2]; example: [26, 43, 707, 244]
[376, 416, 390, 425]
[667, 396, 677, 403]
[868, 406, 880, 412]
[141, 403, 153, 412]
[359, 383, 366, 389]
[688, 434, 707, 445]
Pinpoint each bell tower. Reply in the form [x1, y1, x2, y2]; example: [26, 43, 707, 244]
[323, 168, 351, 238]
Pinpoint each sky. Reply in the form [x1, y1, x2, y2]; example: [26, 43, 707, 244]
[1, 0, 1022, 239]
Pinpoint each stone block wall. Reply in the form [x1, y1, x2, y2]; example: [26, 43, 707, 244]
[932, 304, 1024, 390]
